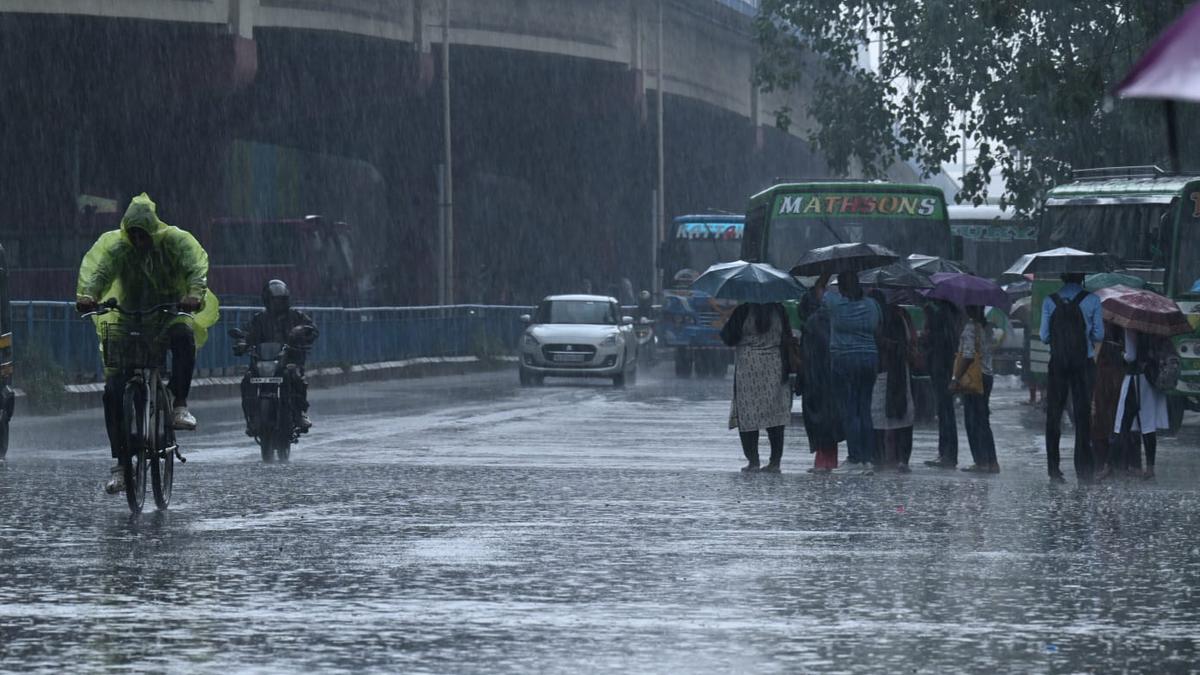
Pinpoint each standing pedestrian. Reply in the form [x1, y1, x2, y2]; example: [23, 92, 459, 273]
[954, 305, 999, 473]
[721, 302, 794, 473]
[798, 290, 842, 473]
[816, 271, 881, 475]
[870, 291, 916, 472]
[1041, 272, 1104, 483]
[922, 298, 961, 469]
[1091, 322, 1141, 476]
[1104, 327, 1169, 480]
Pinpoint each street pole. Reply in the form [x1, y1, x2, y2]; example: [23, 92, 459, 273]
[442, 0, 455, 305]
[655, 0, 665, 297]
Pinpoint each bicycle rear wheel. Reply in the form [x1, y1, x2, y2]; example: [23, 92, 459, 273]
[151, 382, 175, 509]
[122, 384, 149, 513]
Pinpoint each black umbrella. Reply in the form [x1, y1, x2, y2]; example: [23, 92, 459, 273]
[859, 262, 934, 289]
[907, 254, 972, 275]
[790, 243, 900, 276]
[691, 260, 805, 303]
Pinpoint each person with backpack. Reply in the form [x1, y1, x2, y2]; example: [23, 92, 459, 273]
[1040, 272, 1104, 482]
[1103, 327, 1171, 480]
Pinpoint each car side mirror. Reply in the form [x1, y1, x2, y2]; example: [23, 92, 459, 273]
[638, 317, 653, 326]
[621, 315, 634, 325]
[228, 328, 247, 339]
[519, 314, 532, 324]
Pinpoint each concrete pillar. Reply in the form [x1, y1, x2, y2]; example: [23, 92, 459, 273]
[227, 0, 255, 39]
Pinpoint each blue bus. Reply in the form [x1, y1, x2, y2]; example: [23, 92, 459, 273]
[659, 214, 744, 377]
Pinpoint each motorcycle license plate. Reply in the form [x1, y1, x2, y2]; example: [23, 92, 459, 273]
[251, 377, 284, 384]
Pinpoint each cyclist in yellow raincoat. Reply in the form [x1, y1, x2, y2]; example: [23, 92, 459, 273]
[76, 193, 219, 493]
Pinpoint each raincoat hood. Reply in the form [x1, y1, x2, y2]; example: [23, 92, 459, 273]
[77, 195, 220, 361]
[120, 193, 167, 241]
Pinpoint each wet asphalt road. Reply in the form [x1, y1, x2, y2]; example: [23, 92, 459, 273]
[2, 366, 1200, 673]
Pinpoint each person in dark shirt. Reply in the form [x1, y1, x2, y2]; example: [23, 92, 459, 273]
[235, 280, 318, 434]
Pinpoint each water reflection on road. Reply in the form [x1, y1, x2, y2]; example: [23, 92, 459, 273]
[2, 369, 1199, 672]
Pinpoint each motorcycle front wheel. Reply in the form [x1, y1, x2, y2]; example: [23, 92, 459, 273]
[259, 399, 276, 463]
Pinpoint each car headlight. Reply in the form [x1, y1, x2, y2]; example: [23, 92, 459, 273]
[523, 334, 539, 348]
[600, 334, 623, 347]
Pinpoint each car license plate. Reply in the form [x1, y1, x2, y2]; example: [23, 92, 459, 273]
[554, 353, 587, 363]
[251, 377, 284, 384]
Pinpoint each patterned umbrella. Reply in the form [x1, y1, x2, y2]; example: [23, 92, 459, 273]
[790, 243, 900, 276]
[1094, 285, 1192, 337]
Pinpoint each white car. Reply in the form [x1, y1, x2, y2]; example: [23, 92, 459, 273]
[519, 295, 639, 387]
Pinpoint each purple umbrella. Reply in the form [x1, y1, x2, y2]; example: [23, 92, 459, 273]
[1116, 3, 1200, 172]
[1116, 3, 1200, 102]
[926, 273, 1011, 312]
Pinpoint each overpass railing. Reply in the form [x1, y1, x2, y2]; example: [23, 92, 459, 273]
[14, 302, 532, 382]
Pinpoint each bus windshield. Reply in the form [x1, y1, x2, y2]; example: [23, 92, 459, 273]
[666, 220, 743, 285]
[756, 190, 950, 270]
[765, 216, 950, 270]
[1042, 203, 1172, 269]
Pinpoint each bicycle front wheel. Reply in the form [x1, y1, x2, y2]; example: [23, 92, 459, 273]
[151, 382, 175, 509]
[122, 383, 149, 513]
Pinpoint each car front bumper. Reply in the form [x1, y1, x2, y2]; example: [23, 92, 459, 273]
[520, 344, 626, 376]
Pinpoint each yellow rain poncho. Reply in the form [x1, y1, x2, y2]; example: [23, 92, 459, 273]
[77, 193, 220, 351]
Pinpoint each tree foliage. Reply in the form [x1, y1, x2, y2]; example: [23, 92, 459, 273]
[754, 0, 1196, 213]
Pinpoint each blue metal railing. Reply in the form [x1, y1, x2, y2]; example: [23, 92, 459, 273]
[14, 302, 532, 382]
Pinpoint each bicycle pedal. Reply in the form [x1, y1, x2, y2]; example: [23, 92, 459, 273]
[174, 448, 187, 463]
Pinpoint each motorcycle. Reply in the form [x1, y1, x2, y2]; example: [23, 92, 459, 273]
[634, 316, 657, 366]
[229, 327, 311, 462]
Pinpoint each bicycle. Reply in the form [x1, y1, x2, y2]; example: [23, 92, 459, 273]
[82, 300, 191, 513]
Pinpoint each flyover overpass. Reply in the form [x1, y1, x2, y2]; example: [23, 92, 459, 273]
[1, 0, 793, 131]
[0, 0, 871, 305]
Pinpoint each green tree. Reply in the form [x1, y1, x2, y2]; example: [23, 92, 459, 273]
[754, 0, 1195, 213]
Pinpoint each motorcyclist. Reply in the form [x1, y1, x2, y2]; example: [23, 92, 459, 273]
[75, 193, 219, 494]
[235, 280, 318, 435]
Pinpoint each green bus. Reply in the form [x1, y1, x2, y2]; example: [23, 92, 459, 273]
[741, 180, 953, 277]
[1030, 167, 1200, 430]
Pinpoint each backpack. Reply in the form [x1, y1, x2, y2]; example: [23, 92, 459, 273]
[1144, 336, 1181, 392]
[1049, 292, 1089, 371]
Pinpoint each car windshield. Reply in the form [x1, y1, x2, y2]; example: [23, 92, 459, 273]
[765, 216, 950, 270]
[536, 300, 617, 325]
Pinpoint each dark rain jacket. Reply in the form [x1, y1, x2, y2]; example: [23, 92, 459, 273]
[240, 309, 319, 348]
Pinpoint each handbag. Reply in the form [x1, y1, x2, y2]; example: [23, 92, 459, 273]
[953, 330, 985, 395]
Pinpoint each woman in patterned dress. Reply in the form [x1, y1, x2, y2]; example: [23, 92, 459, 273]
[720, 302, 794, 473]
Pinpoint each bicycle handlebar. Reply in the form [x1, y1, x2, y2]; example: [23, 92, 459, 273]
[81, 301, 195, 321]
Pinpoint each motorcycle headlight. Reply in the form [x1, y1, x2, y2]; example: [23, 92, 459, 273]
[256, 361, 278, 377]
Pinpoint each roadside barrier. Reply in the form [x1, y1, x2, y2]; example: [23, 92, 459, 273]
[14, 302, 530, 382]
